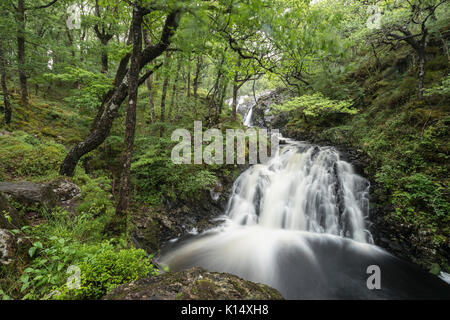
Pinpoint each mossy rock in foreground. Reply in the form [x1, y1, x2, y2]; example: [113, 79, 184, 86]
[103, 267, 284, 300]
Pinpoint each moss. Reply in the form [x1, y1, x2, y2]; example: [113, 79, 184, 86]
[425, 55, 448, 71]
[104, 267, 284, 300]
[424, 70, 445, 84]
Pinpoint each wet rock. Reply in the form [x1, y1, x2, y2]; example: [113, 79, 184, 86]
[250, 88, 293, 127]
[130, 174, 239, 254]
[130, 198, 226, 254]
[103, 267, 284, 300]
[210, 182, 223, 203]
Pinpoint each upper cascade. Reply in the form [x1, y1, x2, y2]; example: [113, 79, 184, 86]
[225, 140, 373, 243]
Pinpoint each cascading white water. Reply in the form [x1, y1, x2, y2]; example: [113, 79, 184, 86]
[226, 140, 372, 243]
[243, 106, 254, 127]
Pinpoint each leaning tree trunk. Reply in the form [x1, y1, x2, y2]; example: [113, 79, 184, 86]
[0, 35, 12, 125]
[115, 9, 143, 218]
[59, 10, 181, 177]
[17, 0, 28, 105]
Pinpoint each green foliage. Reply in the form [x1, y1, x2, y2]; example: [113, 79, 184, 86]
[271, 93, 357, 117]
[44, 67, 112, 113]
[18, 236, 155, 300]
[73, 172, 115, 223]
[53, 245, 156, 300]
[424, 74, 450, 97]
[0, 131, 65, 180]
[132, 136, 218, 205]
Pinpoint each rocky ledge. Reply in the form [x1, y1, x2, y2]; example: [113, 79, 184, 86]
[103, 267, 284, 300]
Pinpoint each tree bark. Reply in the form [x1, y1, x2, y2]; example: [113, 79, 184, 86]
[193, 55, 202, 98]
[115, 8, 143, 218]
[94, 0, 113, 74]
[60, 10, 181, 177]
[101, 41, 109, 74]
[17, 0, 28, 105]
[169, 58, 181, 120]
[418, 50, 425, 99]
[232, 70, 239, 121]
[187, 56, 191, 98]
[143, 29, 155, 122]
[0, 35, 12, 125]
[160, 51, 171, 123]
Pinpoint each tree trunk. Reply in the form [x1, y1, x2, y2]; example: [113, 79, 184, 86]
[0, 35, 12, 125]
[193, 56, 202, 98]
[17, 0, 28, 105]
[187, 57, 191, 98]
[115, 8, 143, 218]
[232, 70, 239, 121]
[146, 74, 155, 122]
[59, 10, 181, 177]
[143, 29, 155, 122]
[418, 50, 425, 99]
[101, 41, 109, 74]
[160, 51, 171, 123]
[169, 58, 182, 120]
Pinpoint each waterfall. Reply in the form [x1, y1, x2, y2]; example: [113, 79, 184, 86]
[226, 141, 372, 243]
[243, 106, 254, 127]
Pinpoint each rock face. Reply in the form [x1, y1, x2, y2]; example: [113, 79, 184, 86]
[0, 229, 17, 265]
[130, 175, 237, 254]
[130, 196, 227, 254]
[46, 178, 81, 202]
[249, 88, 293, 127]
[103, 267, 284, 300]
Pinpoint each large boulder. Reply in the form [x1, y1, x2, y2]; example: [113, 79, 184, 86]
[0, 182, 59, 208]
[103, 267, 284, 300]
[0, 179, 81, 211]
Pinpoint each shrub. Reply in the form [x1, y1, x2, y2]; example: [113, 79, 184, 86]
[0, 131, 65, 180]
[53, 245, 156, 300]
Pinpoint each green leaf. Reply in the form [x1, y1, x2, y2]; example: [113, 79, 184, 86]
[28, 247, 37, 258]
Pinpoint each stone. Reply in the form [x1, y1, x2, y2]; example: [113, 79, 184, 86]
[0, 179, 81, 211]
[103, 267, 284, 300]
[0, 229, 17, 265]
[0, 182, 59, 208]
[46, 178, 81, 202]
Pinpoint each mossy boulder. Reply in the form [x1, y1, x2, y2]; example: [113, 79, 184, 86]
[103, 267, 284, 300]
[0, 179, 81, 213]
